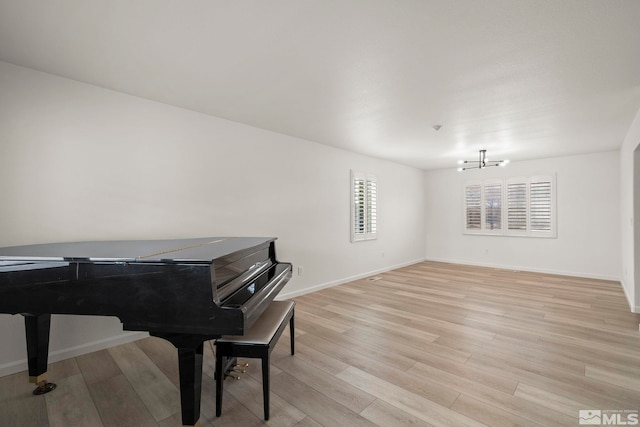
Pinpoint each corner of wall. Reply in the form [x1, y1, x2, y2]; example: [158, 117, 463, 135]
[620, 278, 640, 314]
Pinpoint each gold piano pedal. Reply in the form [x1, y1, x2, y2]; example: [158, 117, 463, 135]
[225, 362, 249, 380]
[231, 362, 249, 374]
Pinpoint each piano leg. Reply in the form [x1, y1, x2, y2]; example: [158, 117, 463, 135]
[151, 333, 214, 427]
[176, 344, 204, 427]
[23, 314, 57, 395]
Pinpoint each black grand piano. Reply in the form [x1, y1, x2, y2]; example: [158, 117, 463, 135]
[0, 237, 292, 426]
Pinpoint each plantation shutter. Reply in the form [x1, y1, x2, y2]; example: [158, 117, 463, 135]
[353, 175, 366, 237]
[351, 171, 377, 242]
[484, 181, 502, 232]
[507, 180, 528, 233]
[530, 176, 554, 235]
[465, 183, 482, 232]
[366, 179, 377, 235]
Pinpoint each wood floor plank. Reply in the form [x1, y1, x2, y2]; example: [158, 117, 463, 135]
[406, 361, 576, 427]
[45, 373, 103, 427]
[76, 349, 122, 386]
[0, 394, 48, 427]
[585, 365, 640, 393]
[407, 360, 518, 398]
[295, 333, 461, 407]
[271, 371, 377, 427]
[470, 335, 587, 377]
[359, 399, 434, 427]
[321, 303, 440, 342]
[450, 393, 563, 427]
[291, 415, 324, 427]
[337, 366, 484, 427]
[0, 372, 48, 427]
[279, 340, 350, 376]
[293, 308, 353, 333]
[513, 382, 586, 418]
[342, 322, 472, 365]
[466, 351, 640, 409]
[135, 336, 180, 386]
[274, 355, 376, 413]
[0, 371, 41, 402]
[295, 317, 417, 370]
[48, 357, 82, 382]
[370, 303, 496, 341]
[87, 374, 157, 427]
[537, 334, 640, 369]
[108, 341, 180, 422]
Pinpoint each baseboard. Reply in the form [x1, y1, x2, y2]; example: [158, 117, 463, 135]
[424, 256, 621, 282]
[0, 331, 147, 378]
[277, 257, 426, 299]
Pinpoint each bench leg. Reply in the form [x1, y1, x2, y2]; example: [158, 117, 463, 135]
[262, 353, 270, 420]
[289, 313, 295, 355]
[215, 352, 223, 417]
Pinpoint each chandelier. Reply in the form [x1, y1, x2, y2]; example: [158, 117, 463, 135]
[457, 150, 509, 171]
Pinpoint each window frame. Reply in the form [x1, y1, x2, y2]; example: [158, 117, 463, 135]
[351, 170, 377, 242]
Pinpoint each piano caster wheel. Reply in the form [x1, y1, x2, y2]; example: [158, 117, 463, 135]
[225, 373, 241, 380]
[235, 362, 249, 368]
[33, 380, 57, 395]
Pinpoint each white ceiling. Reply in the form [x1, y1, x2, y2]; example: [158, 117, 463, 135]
[1, 1, 639, 170]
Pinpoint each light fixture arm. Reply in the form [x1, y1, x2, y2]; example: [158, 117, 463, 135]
[457, 150, 508, 171]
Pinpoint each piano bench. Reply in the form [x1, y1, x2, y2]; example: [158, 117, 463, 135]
[214, 300, 295, 421]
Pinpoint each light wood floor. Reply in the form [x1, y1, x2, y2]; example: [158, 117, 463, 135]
[1, 261, 640, 426]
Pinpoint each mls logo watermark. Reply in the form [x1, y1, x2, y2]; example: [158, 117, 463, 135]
[580, 410, 602, 425]
[579, 409, 639, 425]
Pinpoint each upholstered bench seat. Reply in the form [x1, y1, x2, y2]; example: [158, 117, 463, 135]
[215, 299, 295, 420]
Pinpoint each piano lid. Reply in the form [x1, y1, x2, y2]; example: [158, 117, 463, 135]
[0, 237, 276, 264]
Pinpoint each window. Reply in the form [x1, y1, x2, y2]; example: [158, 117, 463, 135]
[464, 175, 555, 238]
[351, 170, 377, 242]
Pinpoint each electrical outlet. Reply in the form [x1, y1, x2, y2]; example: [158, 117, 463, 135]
[297, 266, 304, 276]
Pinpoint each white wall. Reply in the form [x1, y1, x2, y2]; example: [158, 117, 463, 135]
[0, 61, 426, 376]
[424, 151, 620, 280]
[620, 106, 640, 312]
